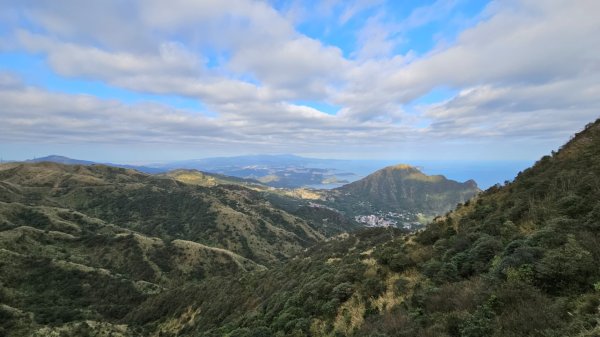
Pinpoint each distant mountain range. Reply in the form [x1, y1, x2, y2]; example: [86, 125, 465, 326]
[155, 154, 329, 168]
[23, 154, 366, 188]
[26, 155, 165, 174]
[16, 154, 483, 230]
[26, 155, 96, 166]
[21, 154, 530, 189]
[149, 154, 375, 188]
[21, 155, 481, 222]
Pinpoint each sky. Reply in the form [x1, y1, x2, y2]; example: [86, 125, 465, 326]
[0, 0, 598, 163]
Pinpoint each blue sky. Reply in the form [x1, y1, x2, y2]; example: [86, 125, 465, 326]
[0, 0, 598, 163]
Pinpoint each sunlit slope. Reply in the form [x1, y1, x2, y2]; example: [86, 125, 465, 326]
[0, 162, 324, 264]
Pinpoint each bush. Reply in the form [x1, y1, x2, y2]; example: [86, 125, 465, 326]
[535, 235, 595, 293]
[332, 282, 354, 301]
[361, 277, 386, 299]
[460, 302, 494, 337]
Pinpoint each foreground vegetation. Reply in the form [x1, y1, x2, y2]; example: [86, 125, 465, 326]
[132, 120, 600, 337]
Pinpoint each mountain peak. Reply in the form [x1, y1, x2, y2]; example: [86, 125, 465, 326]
[30, 155, 70, 160]
[335, 163, 479, 215]
[25, 155, 96, 166]
[385, 163, 418, 171]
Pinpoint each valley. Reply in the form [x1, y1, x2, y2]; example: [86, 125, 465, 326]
[1, 120, 599, 336]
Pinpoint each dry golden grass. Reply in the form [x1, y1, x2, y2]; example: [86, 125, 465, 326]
[372, 274, 402, 312]
[334, 295, 366, 335]
[326, 257, 341, 264]
[282, 188, 323, 200]
[53, 259, 112, 276]
[153, 306, 202, 337]
[167, 171, 217, 186]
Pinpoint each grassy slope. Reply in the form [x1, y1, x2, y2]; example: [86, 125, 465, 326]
[0, 163, 326, 264]
[158, 169, 264, 188]
[164, 168, 362, 236]
[0, 200, 268, 336]
[0, 163, 332, 336]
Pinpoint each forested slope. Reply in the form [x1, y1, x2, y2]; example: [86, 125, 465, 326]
[123, 120, 600, 337]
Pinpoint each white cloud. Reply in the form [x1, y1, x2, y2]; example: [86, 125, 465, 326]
[0, 83, 221, 143]
[382, 0, 600, 100]
[17, 31, 203, 79]
[338, 0, 384, 25]
[8, 0, 347, 102]
[399, 0, 459, 31]
[424, 74, 600, 140]
[0, 77, 412, 151]
[353, 13, 402, 60]
[336, 0, 600, 132]
[228, 36, 347, 98]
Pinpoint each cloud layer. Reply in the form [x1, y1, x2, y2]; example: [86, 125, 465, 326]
[0, 0, 598, 160]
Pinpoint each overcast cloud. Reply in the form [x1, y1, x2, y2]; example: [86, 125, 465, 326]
[0, 0, 598, 161]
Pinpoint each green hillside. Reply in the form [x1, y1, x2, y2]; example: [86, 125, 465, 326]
[109, 119, 600, 336]
[0, 202, 266, 336]
[0, 162, 327, 264]
[325, 164, 480, 219]
[0, 162, 339, 336]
